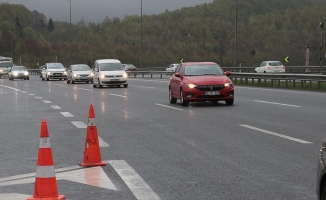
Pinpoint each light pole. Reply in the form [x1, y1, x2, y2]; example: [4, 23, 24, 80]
[234, 0, 238, 67]
[69, 0, 72, 65]
[54, 51, 57, 62]
[185, 34, 190, 62]
[319, 22, 324, 74]
[140, 0, 142, 68]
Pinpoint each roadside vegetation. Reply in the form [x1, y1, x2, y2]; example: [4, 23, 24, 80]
[0, 0, 326, 68]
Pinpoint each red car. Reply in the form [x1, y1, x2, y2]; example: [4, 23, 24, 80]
[169, 62, 234, 106]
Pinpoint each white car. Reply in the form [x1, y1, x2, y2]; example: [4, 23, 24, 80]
[41, 63, 67, 81]
[166, 64, 179, 72]
[255, 61, 285, 73]
[92, 59, 128, 88]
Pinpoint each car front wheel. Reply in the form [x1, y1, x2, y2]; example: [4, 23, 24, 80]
[225, 99, 234, 105]
[98, 78, 102, 88]
[169, 87, 177, 104]
[180, 89, 189, 106]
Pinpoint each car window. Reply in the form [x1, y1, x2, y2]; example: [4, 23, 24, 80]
[72, 65, 91, 71]
[269, 62, 282, 66]
[175, 65, 181, 73]
[184, 64, 224, 76]
[0, 61, 13, 68]
[47, 63, 64, 69]
[99, 63, 123, 71]
[11, 66, 26, 71]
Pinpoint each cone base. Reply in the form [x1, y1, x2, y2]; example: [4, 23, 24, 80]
[27, 194, 66, 200]
[79, 161, 107, 167]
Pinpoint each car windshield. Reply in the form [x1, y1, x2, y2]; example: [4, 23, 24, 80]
[72, 65, 91, 71]
[48, 63, 64, 69]
[11, 66, 26, 71]
[184, 64, 224, 76]
[0, 62, 13, 68]
[125, 65, 136, 69]
[99, 63, 123, 71]
[269, 62, 282, 66]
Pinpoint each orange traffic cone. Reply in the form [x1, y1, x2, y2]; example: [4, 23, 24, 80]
[79, 104, 106, 167]
[27, 119, 66, 200]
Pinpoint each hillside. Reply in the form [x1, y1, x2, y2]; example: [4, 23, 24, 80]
[0, 0, 326, 68]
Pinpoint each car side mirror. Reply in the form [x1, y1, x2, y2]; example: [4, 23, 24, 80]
[225, 71, 231, 76]
[175, 73, 181, 77]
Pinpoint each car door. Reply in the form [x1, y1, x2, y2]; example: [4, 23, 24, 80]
[171, 64, 183, 98]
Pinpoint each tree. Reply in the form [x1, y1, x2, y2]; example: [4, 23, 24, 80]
[47, 18, 54, 32]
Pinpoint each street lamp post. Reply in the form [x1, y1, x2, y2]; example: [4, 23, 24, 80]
[69, 0, 72, 65]
[54, 51, 57, 62]
[319, 22, 324, 74]
[234, 0, 238, 67]
[185, 34, 190, 62]
[140, 0, 142, 68]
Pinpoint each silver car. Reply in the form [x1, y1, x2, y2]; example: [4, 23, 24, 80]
[8, 66, 29, 80]
[66, 64, 93, 84]
[41, 63, 67, 81]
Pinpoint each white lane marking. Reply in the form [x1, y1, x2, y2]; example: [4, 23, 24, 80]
[60, 112, 74, 117]
[238, 86, 326, 96]
[129, 79, 169, 83]
[253, 100, 301, 108]
[28, 94, 34, 95]
[20, 91, 27, 93]
[138, 86, 155, 89]
[0, 165, 117, 191]
[156, 103, 184, 111]
[35, 96, 43, 99]
[0, 91, 16, 94]
[43, 100, 52, 103]
[239, 124, 312, 144]
[0, 85, 20, 91]
[110, 93, 126, 98]
[55, 84, 65, 86]
[0, 165, 80, 182]
[0, 193, 30, 199]
[72, 121, 87, 128]
[109, 160, 161, 200]
[79, 88, 91, 91]
[51, 105, 61, 109]
[71, 121, 109, 147]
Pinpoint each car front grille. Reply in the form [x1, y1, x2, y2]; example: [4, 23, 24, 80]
[105, 75, 123, 78]
[196, 84, 225, 91]
[197, 95, 226, 98]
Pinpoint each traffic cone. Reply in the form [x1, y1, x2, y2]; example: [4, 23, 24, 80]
[27, 119, 66, 200]
[79, 104, 106, 167]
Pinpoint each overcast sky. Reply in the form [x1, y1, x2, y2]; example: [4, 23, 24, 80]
[1, 0, 214, 23]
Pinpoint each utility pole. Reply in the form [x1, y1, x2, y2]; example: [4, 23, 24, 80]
[140, 0, 142, 68]
[220, 45, 223, 67]
[319, 22, 324, 74]
[234, 0, 238, 67]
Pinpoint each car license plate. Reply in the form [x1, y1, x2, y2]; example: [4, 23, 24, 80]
[111, 79, 119, 81]
[205, 91, 220, 95]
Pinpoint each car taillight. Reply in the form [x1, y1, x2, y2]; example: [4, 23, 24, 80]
[267, 66, 270, 70]
[282, 65, 285, 69]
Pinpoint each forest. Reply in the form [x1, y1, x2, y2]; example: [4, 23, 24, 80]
[0, 0, 326, 68]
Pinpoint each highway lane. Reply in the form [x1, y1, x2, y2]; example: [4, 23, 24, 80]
[0, 76, 325, 199]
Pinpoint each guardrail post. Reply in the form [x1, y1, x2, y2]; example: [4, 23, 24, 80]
[142, 74, 144, 78]
[278, 79, 280, 88]
[160, 74, 162, 79]
[264, 79, 266, 86]
[151, 74, 153, 78]
[271, 79, 274, 87]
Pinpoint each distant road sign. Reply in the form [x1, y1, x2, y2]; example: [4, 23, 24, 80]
[284, 56, 289, 63]
[179, 58, 184, 63]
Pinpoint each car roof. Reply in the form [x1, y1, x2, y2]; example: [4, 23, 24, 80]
[96, 59, 121, 64]
[184, 62, 218, 66]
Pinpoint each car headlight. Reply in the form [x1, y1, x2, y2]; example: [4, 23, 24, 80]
[90, 72, 94, 77]
[184, 83, 197, 89]
[13, 72, 18, 76]
[0, 69, 2, 72]
[73, 73, 78, 77]
[47, 72, 51, 75]
[224, 82, 234, 87]
[123, 73, 128, 78]
[100, 74, 105, 79]
[24, 71, 29, 75]
[63, 71, 67, 75]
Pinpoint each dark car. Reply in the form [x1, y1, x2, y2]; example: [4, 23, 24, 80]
[169, 62, 234, 106]
[8, 66, 29, 80]
[123, 64, 137, 71]
[317, 138, 326, 200]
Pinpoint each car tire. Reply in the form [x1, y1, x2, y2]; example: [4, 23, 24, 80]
[46, 76, 49, 81]
[180, 89, 189, 106]
[169, 87, 177, 104]
[98, 78, 102, 88]
[225, 99, 234, 105]
[67, 79, 70, 84]
[27, 77, 29, 80]
[124, 84, 128, 88]
[71, 80, 75, 84]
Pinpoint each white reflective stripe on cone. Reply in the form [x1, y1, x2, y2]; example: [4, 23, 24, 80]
[39, 137, 51, 148]
[36, 166, 55, 178]
[88, 118, 95, 126]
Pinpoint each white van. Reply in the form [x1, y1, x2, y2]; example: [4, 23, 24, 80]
[92, 59, 128, 88]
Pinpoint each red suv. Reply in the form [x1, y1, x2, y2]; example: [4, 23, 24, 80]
[169, 62, 234, 106]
